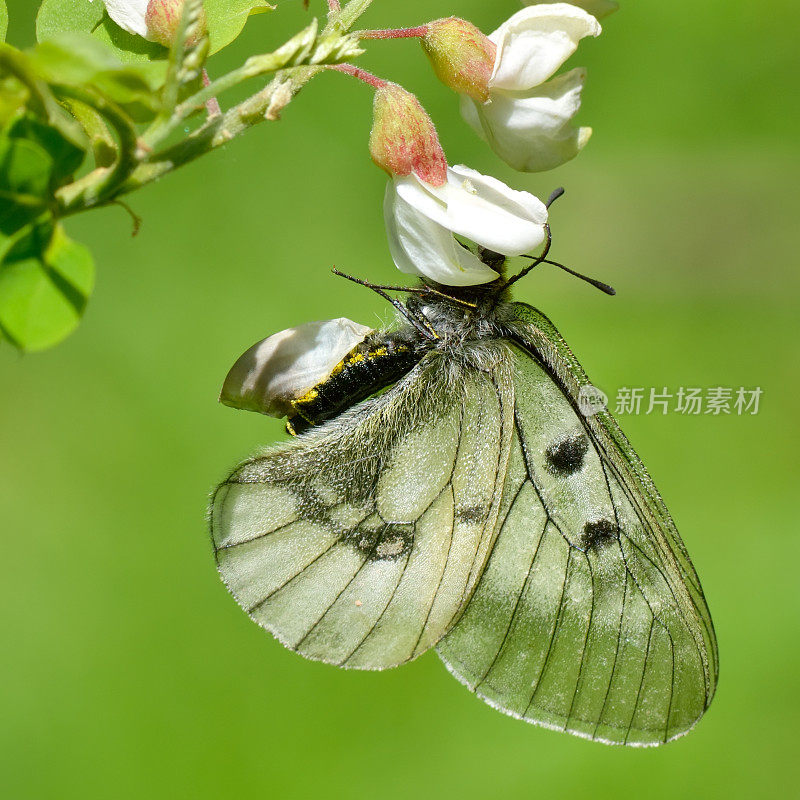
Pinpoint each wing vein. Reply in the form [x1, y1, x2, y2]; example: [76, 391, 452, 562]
[593, 568, 629, 740]
[474, 514, 549, 692]
[564, 551, 596, 732]
[523, 540, 572, 719]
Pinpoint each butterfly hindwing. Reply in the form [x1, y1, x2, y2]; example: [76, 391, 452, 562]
[211, 349, 514, 670]
[436, 308, 717, 746]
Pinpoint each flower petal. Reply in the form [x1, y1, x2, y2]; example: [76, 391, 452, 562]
[489, 3, 601, 91]
[526, 0, 619, 21]
[459, 94, 488, 142]
[385, 180, 500, 286]
[98, 0, 151, 38]
[220, 318, 373, 417]
[473, 67, 592, 172]
[395, 169, 548, 256]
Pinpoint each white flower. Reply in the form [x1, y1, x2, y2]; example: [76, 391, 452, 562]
[220, 318, 372, 417]
[462, 3, 602, 172]
[385, 164, 548, 286]
[525, 0, 618, 20]
[92, 0, 150, 38]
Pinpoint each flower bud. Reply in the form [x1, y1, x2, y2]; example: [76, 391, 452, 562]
[369, 83, 447, 187]
[145, 0, 208, 48]
[421, 17, 497, 103]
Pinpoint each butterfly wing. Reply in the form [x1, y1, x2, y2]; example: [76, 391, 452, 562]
[211, 349, 515, 670]
[436, 304, 717, 746]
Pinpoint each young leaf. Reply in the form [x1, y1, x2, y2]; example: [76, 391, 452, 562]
[0, 221, 94, 351]
[62, 97, 118, 167]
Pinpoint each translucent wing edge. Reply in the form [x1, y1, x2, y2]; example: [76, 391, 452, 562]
[438, 653, 706, 748]
[504, 302, 718, 704]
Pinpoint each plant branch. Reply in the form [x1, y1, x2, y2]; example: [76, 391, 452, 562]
[61, 0, 376, 211]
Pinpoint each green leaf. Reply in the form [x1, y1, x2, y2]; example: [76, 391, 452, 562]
[0, 76, 29, 128]
[6, 113, 85, 188]
[36, 0, 104, 48]
[0, 135, 52, 237]
[0, 1, 8, 43]
[205, 1, 275, 55]
[36, 0, 273, 62]
[0, 221, 94, 351]
[29, 32, 167, 115]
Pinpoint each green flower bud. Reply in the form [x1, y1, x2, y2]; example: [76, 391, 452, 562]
[421, 17, 497, 103]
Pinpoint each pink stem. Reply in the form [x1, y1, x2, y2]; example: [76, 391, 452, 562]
[328, 63, 388, 90]
[327, 0, 341, 11]
[202, 69, 221, 118]
[359, 26, 429, 40]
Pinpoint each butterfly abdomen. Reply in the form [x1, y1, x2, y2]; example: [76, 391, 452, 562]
[286, 332, 424, 435]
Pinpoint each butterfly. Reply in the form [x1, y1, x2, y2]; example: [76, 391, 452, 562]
[210, 243, 718, 747]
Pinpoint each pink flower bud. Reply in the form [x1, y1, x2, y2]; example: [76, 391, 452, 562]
[421, 17, 497, 103]
[369, 84, 447, 187]
[145, 0, 207, 48]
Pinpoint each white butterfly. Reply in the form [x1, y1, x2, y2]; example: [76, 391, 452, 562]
[210, 255, 717, 747]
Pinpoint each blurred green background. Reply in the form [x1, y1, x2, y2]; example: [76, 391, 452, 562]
[2, 0, 798, 797]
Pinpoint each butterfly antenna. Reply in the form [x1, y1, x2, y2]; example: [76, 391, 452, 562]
[540, 258, 617, 296]
[331, 268, 439, 340]
[502, 188, 616, 296]
[500, 224, 552, 292]
[499, 187, 565, 291]
[547, 186, 565, 208]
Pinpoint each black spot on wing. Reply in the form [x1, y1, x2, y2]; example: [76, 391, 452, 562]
[346, 522, 414, 561]
[545, 433, 590, 476]
[456, 504, 491, 524]
[582, 519, 619, 551]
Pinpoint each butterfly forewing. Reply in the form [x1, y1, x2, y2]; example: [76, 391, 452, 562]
[436, 312, 717, 745]
[211, 350, 514, 670]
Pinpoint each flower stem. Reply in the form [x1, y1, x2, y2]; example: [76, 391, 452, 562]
[358, 26, 428, 39]
[328, 63, 387, 89]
